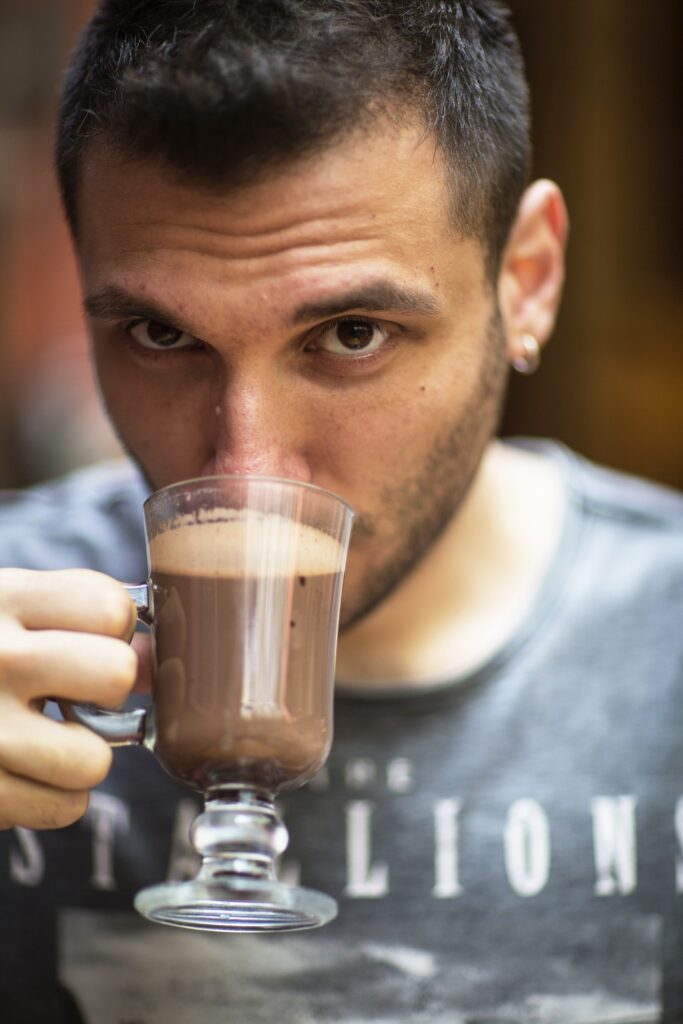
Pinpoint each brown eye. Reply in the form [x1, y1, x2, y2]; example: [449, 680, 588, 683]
[128, 320, 196, 350]
[336, 321, 375, 349]
[317, 319, 387, 356]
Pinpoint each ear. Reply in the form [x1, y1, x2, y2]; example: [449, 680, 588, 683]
[497, 180, 569, 366]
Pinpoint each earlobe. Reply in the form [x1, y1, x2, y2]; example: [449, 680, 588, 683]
[497, 179, 569, 368]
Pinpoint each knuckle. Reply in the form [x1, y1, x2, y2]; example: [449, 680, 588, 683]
[52, 726, 113, 790]
[74, 729, 112, 782]
[60, 570, 133, 638]
[100, 643, 138, 705]
[80, 737, 113, 787]
[44, 791, 89, 829]
[0, 774, 89, 831]
[0, 631, 29, 685]
[99, 586, 135, 639]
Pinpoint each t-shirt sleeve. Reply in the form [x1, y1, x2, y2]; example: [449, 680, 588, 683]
[0, 460, 148, 581]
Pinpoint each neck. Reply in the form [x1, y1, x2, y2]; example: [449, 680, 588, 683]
[335, 440, 566, 691]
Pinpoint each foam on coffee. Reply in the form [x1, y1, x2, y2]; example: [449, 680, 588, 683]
[149, 508, 345, 577]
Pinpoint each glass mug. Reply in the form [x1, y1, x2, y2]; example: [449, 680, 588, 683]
[62, 475, 353, 933]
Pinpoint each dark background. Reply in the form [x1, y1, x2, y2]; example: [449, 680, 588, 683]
[0, 0, 681, 490]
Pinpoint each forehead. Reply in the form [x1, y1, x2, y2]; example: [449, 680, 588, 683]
[76, 118, 485, 311]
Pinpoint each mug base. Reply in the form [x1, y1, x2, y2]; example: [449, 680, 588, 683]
[134, 877, 338, 933]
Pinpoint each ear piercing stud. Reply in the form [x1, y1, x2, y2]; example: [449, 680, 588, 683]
[512, 333, 541, 375]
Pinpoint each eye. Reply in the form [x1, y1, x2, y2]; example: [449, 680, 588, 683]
[314, 318, 389, 356]
[126, 319, 197, 351]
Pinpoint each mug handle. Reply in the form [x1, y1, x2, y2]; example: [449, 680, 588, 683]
[59, 582, 154, 747]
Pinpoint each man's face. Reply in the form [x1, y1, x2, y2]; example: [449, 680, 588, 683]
[76, 119, 508, 627]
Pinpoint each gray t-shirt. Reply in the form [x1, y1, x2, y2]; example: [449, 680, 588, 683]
[1, 441, 682, 1024]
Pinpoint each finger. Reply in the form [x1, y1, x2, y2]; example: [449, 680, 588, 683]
[0, 768, 90, 831]
[0, 707, 112, 791]
[0, 568, 137, 638]
[0, 629, 137, 705]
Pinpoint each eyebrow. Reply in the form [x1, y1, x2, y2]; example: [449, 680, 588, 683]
[83, 279, 444, 329]
[290, 281, 443, 325]
[83, 286, 181, 328]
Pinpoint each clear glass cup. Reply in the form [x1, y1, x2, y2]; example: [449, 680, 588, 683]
[62, 475, 353, 932]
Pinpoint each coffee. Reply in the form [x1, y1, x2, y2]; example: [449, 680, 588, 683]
[149, 510, 345, 794]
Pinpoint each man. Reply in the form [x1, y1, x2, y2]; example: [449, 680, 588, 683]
[1, 1, 681, 1021]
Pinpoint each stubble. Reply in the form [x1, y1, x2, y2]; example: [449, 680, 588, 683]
[339, 309, 509, 630]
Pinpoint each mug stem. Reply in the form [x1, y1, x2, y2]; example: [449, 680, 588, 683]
[192, 788, 288, 883]
[134, 786, 338, 931]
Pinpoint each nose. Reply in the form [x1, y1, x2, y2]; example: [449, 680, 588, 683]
[202, 374, 312, 483]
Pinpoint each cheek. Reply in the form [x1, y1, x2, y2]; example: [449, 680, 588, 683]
[92, 344, 216, 482]
[92, 341, 141, 432]
[306, 379, 455, 511]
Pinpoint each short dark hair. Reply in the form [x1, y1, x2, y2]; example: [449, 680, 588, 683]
[56, 0, 530, 271]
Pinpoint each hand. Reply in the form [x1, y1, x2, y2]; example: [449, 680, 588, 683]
[0, 568, 138, 830]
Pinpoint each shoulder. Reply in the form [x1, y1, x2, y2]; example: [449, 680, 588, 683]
[510, 439, 683, 616]
[0, 458, 148, 518]
[566, 449, 682, 603]
[512, 438, 683, 533]
[564, 449, 683, 533]
[0, 460, 148, 576]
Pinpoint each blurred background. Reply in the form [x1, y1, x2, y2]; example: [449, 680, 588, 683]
[0, 0, 681, 491]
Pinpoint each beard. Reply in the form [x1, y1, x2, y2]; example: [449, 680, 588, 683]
[338, 309, 509, 631]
